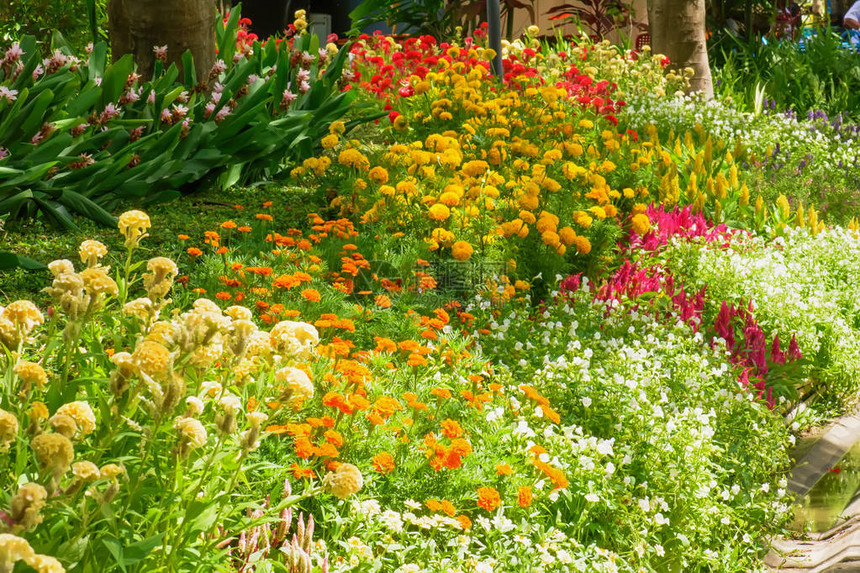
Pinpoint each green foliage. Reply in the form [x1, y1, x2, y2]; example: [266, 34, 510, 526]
[0, 0, 108, 53]
[713, 30, 860, 120]
[349, 0, 486, 40]
[0, 16, 371, 229]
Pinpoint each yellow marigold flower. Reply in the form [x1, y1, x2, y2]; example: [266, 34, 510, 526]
[573, 211, 593, 228]
[573, 235, 592, 255]
[396, 180, 417, 195]
[118, 210, 151, 249]
[393, 115, 408, 131]
[78, 239, 107, 268]
[320, 133, 340, 147]
[451, 240, 474, 261]
[519, 210, 536, 225]
[320, 135, 338, 150]
[541, 231, 561, 248]
[439, 191, 460, 207]
[329, 121, 345, 135]
[379, 184, 396, 197]
[589, 206, 607, 219]
[0, 409, 18, 451]
[428, 203, 451, 222]
[14, 361, 47, 390]
[631, 214, 651, 235]
[540, 86, 559, 105]
[578, 119, 594, 130]
[56, 401, 96, 436]
[323, 463, 363, 499]
[338, 148, 370, 170]
[368, 166, 389, 184]
[461, 160, 489, 177]
[558, 226, 577, 246]
[518, 194, 539, 211]
[536, 217, 557, 234]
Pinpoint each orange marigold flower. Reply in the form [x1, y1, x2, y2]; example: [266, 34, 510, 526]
[290, 463, 315, 479]
[187, 247, 203, 257]
[374, 337, 397, 353]
[457, 515, 472, 530]
[440, 500, 456, 517]
[256, 213, 274, 222]
[238, 225, 252, 233]
[215, 291, 232, 301]
[431, 388, 452, 400]
[407, 353, 427, 367]
[426, 499, 443, 512]
[324, 429, 344, 449]
[477, 486, 501, 512]
[262, 201, 273, 208]
[294, 436, 315, 459]
[178, 234, 190, 240]
[273, 274, 300, 289]
[373, 396, 403, 419]
[518, 486, 533, 508]
[221, 220, 238, 229]
[372, 452, 395, 474]
[374, 294, 392, 308]
[440, 418, 464, 439]
[496, 463, 513, 476]
[301, 288, 322, 302]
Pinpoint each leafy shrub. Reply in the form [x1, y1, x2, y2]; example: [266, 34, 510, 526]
[0, 11, 367, 229]
[713, 30, 860, 121]
[0, 0, 107, 53]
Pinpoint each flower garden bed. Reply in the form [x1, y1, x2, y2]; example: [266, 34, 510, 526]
[2, 17, 860, 573]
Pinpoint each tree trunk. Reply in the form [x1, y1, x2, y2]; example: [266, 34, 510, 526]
[107, 0, 215, 81]
[647, 0, 713, 98]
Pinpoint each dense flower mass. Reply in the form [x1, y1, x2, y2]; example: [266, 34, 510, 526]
[2, 14, 856, 573]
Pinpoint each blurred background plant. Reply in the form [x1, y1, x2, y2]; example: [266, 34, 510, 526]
[0, 0, 108, 53]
